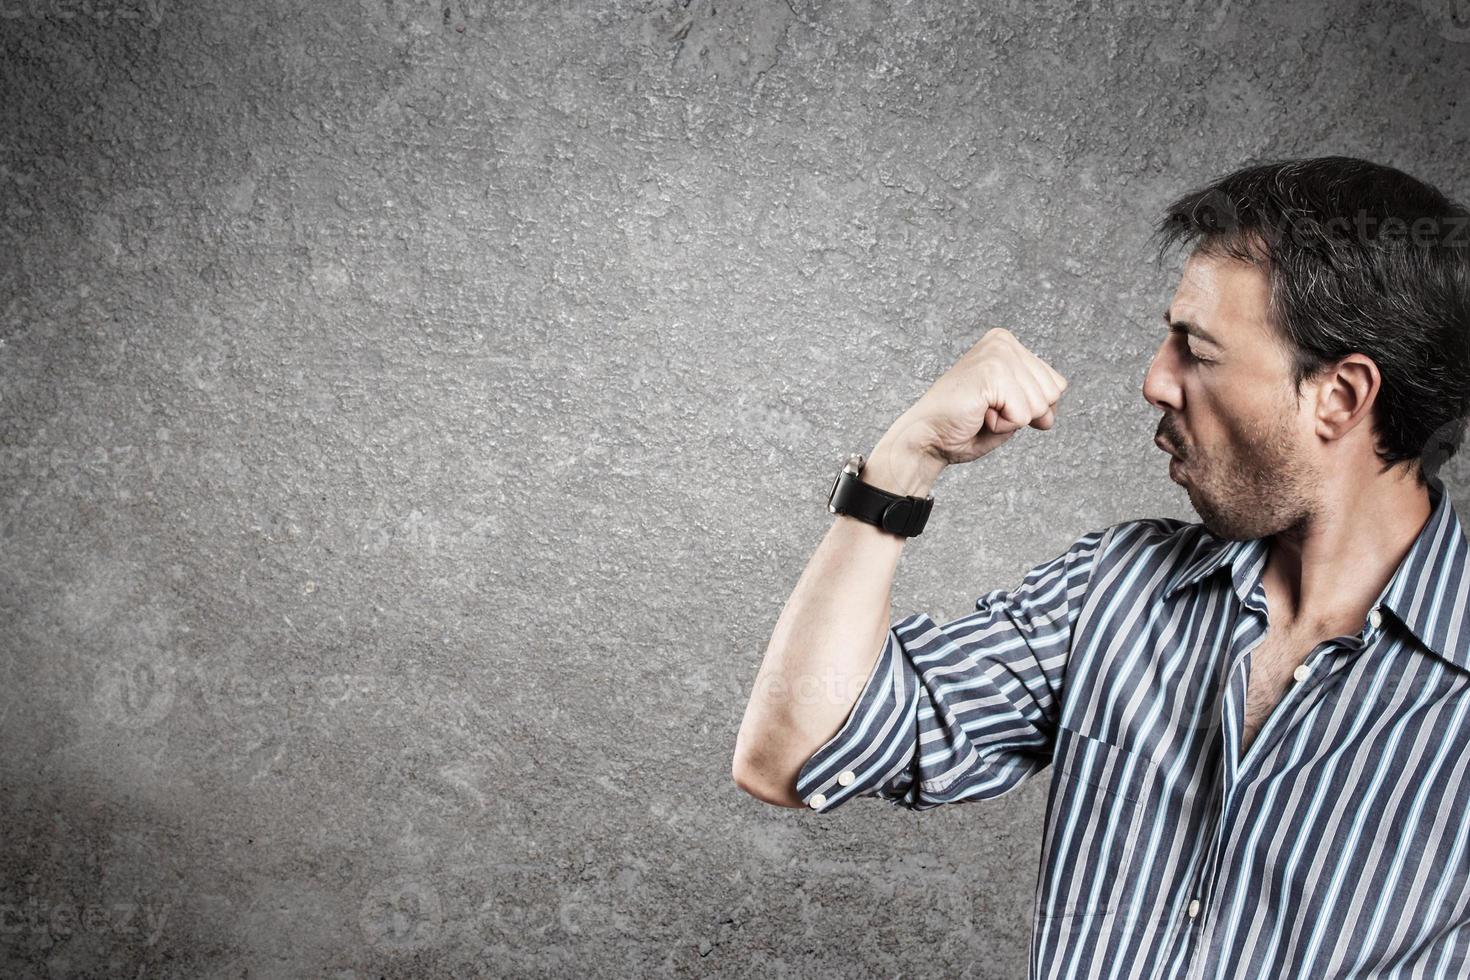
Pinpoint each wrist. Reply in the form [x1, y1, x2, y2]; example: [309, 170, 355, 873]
[862, 434, 945, 499]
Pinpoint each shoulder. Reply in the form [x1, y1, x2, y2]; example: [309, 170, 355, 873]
[1088, 516, 1217, 575]
[1018, 517, 1207, 587]
[1024, 517, 1206, 574]
[1001, 518, 1224, 598]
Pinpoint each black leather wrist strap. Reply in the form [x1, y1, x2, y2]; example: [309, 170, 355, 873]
[827, 453, 934, 537]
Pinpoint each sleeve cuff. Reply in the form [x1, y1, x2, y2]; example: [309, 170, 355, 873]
[792, 621, 922, 813]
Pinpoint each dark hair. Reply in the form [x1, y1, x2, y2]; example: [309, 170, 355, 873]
[1150, 155, 1470, 487]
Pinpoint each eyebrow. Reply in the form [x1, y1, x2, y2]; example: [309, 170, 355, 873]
[1162, 310, 1224, 348]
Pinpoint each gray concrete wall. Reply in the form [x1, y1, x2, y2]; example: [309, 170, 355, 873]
[2, 0, 1467, 976]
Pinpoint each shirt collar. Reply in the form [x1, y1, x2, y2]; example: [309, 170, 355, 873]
[1162, 475, 1470, 672]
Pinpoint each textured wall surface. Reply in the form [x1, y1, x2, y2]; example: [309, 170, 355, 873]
[3, 0, 1468, 976]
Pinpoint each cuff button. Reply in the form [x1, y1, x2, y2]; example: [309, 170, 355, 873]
[809, 793, 827, 809]
[837, 770, 855, 786]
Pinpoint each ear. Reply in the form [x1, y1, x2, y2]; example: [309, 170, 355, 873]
[1312, 354, 1380, 443]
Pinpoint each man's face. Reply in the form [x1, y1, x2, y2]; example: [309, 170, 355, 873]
[1142, 249, 1322, 541]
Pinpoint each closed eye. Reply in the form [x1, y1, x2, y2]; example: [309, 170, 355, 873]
[1164, 312, 1220, 365]
[1172, 332, 1213, 365]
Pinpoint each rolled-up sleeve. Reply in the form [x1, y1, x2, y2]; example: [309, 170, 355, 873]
[794, 525, 1111, 813]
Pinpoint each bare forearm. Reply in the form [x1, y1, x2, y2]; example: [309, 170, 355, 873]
[732, 328, 1069, 807]
[732, 420, 946, 806]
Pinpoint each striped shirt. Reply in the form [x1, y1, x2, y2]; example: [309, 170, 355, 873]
[795, 474, 1470, 979]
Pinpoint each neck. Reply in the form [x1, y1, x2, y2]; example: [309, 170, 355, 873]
[1261, 467, 1434, 635]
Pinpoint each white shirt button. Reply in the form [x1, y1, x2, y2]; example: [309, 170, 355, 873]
[1293, 664, 1311, 682]
[1368, 607, 1383, 629]
[809, 793, 827, 809]
[1187, 899, 1201, 918]
[837, 770, 855, 786]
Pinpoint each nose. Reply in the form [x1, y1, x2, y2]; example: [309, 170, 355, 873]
[1142, 338, 1183, 414]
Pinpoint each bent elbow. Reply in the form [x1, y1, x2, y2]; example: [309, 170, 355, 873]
[732, 753, 805, 809]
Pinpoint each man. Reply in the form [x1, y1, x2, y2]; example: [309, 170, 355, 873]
[731, 156, 1470, 979]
